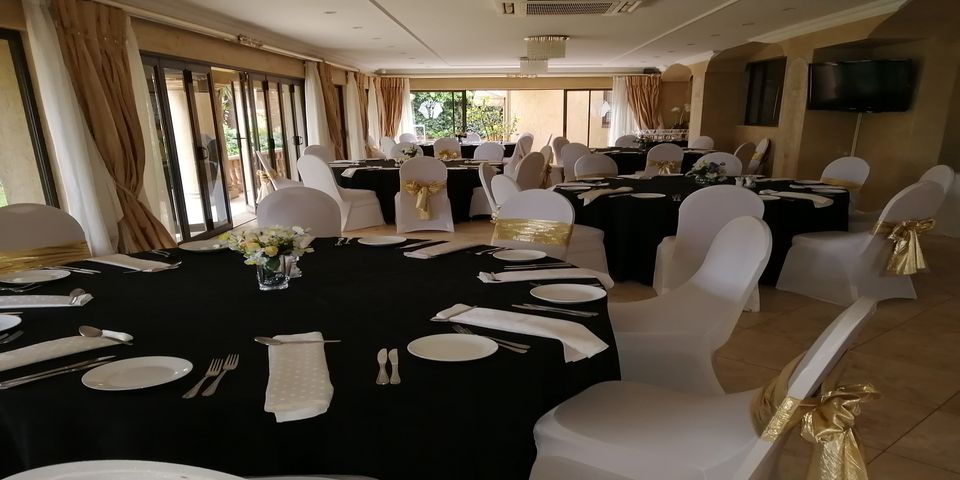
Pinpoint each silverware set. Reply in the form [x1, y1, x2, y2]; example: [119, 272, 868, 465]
[183, 354, 238, 398]
[474, 246, 507, 255]
[122, 261, 182, 273]
[0, 355, 116, 389]
[376, 347, 400, 385]
[452, 325, 529, 354]
[672, 194, 684, 202]
[511, 303, 599, 318]
[0, 284, 41, 293]
[45, 265, 100, 274]
[396, 239, 444, 250]
[502, 262, 572, 270]
[335, 237, 354, 246]
[149, 249, 172, 258]
[0, 330, 23, 345]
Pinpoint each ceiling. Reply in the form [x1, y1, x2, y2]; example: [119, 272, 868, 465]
[111, 0, 907, 75]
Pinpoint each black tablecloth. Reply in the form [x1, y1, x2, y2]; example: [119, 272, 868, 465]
[0, 241, 618, 479]
[591, 147, 706, 175]
[421, 143, 516, 159]
[332, 159, 492, 223]
[556, 177, 849, 284]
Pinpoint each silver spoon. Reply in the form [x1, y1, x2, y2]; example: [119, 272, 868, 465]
[78, 325, 133, 346]
[254, 336, 341, 346]
[68, 288, 85, 305]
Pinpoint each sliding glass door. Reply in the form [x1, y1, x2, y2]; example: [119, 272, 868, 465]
[245, 74, 305, 184]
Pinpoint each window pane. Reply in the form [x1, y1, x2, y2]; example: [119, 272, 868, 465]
[192, 72, 229, 229]
[0, 37, 45, 206]
[467, 90, 507, 141]
[143, 65, 183, 241]
[164, 68, 208, 238]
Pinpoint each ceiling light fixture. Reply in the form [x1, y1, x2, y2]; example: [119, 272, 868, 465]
[524, 34, 569, 60]
[519, 57, 548, 75]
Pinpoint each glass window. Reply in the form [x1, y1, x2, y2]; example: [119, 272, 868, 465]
[412, 90, 466, 140]
[744, 57, 786, 126]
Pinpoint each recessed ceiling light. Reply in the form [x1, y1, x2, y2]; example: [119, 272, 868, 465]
[782, 7, 796, 11]
[324, 10, 336, 14]
[372, 37, 381, 40]
[400, 52, 407, 55]
[408, 57, 415, 60]
[710, 33, 720, 37]
[667, 50, 675, 53]
[352, 26, 363, 29]
[742, 22, 755, 26]
[686, 43, 695, 46]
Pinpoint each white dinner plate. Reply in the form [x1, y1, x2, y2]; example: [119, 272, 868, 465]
[358, 235, 407, 246]
[179, 239, 228, 253]
[407, 333, 498, 362]
[660, 173, 684, 176]
[630, 193, 666, 199]
[81, 356, 193, 391]
[3, 460, 245, 480]
[789, 184, 810, 189]
[578, 177, 607, 181]
[530, 283, 608, 304]
[0, 269, 70, 285]
[493, 249, 548, 262]
[0, 314, 21, 333]
[758, 195, 780, 201]
[558, 186, 591, 191]
[795, 179, 823, 184]
[811, 188, 846, 194]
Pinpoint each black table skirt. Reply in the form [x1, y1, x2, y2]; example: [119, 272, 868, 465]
[556, 177, 849, 284]
[332, 160, 488, 223]
[591, 147, 705, 175]
[421, 143, 515, 159]
[0, 241, 618, 480]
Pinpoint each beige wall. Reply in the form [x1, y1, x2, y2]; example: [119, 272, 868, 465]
[941, 71, 960, 169]
[410, 77, 611, 91]
[660, 80, 690, 128]
[506, 90, 563, 145]
[0, 0, 24, 31]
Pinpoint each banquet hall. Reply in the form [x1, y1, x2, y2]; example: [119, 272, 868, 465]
[1, 0, 959, 478]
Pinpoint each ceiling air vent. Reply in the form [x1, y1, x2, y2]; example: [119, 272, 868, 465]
[496, 0, 642, 16]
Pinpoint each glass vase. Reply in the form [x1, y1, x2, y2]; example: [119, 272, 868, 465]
[256, 255, 293, 291]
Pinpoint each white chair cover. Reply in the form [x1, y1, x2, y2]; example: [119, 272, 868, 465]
[380, 136, 397, 156]
[367, 134, 386, 159]
[490, 174, 521, 208]
[733, 142, 756, 165]
[642, 143, 684, 177]
[505, 134, 535, 177]
[469, 161, 498, 217]
[777, 180, 945, 305]
[297, 154, 384, 231]
[746, 138, 770, 174]
[431, 137, 461, 157]
[302, 145, 335, 163]
[257, 187, 342, 238]
[919, 164, 955, 193]
[539, 145, 554, 165]
[698, 151, 742, 176]
[464, 132, 482, 143]
[398, 132, 417, 143]
[531, 297, 878, 480]
[821, 156, 869, 186]
[551, 137, 569, 163]
[688, 135, 714, 149]
[390, 142, 424, 158]
[560, 143, 591, 182]
[0, 203, 86, 251]
[394, 156, 453, 233]
[574, 154, 618, 179]
[491, 189, 575, 259]
[613, 135, 636, 147]
[515, 152, 547, 190]
[472, 142, 505, 162]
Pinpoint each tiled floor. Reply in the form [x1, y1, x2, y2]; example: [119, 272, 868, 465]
[248, 218, 960, 479]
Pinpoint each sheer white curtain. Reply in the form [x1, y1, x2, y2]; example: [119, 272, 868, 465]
[399, 77, 416, 139]
[304, 61, 332, 149]
[608, 75, 638, 146]
[343, 73, 366, 160]
[23, 0, 119, 255]
[126, 20, 176, 237]
[366, 76, 383, 144]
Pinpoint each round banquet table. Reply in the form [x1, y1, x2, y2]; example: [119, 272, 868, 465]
[555, 176, 849, 284]
[331, 159, 494, 223]
[590, 147, 708, 175]
[420, 142, 515, 159]
[0, 240, 619, 480]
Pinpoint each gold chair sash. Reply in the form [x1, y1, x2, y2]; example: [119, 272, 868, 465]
[650, 160, 678, 175]
[491, 218, 572, 246]
[540, 163, 553, 189]
[401, 180, 447, 220]
[820, 177, 862, 191]
[0, 241, 91, 275]
[871, 218, 935, 276]
[752, 355, 879, 480]
[436, 149, 458, 161]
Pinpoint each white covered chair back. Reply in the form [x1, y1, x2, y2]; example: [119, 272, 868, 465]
[688, 135, 714, 149]
[514, 152, 547, 190]
[478, 162, 498, 211]
[551, 137, 569, 162]
[747, 138, 770, 174]
[614, 134, 637, 147]
[465, 132, 482, 143]
[539, 145, 554, 165]
[257, 187, 342, 238]
[395, 156, 453, 233]
[699, 151, 742, 176]
[0, 203, 86, 251]
[643, 143, 684, 176]
[821, 156, 870, 188]
[380, 136, 397, 155]
[505, 134, 535, 176]
[492, 189, 574, 259]
[390, 142, 424, 158]
[302, 145, 335, 162]
[733, 142, 756, 165]
[919, 164, 955, 193]
[560, 142, 591, 182]
[573, 154, 617, 179]
[473, 142, 504, 162]
[398, 132, 417, 143]
[297, 154, 345, 204]
[865, 180, 945, 260]
[432, 137, 461, 158]
[490, 174, 521, 208]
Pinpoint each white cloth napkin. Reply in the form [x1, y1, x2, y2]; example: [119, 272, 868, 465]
[434, 304, 608, 362]
[341, 167, 361, 178]
[477, 268, 614, 289]
[617, 174, 642, 179]
[0, 335, 126, 372]
[759, 190, 834, 208]
[330, 160, 359, 165]
[555, 182, 607, 187]
[264, 332, 334, 423]
[403, 241, 483, 259]
[577, 186, 634, 205]
[0, 293, 93, 309]
[88, 254, 173, 272]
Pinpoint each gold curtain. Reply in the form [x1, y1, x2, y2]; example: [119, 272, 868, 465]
[51, 0, 175, 253]
[625, 75, 662, 130]
[319, 62, 345, 159]
[375, 76, 405, 138]
[356, 72, 372, 157]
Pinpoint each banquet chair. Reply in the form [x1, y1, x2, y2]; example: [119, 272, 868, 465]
[688, 135, 714, 150]
[491, 189, 575, 259]
[303, 145, 336, 162]
[653, 185, 765, 311]
[398, 132, 417, 143]
[0, 203, 87, 252]
[297, 154, 385, 232]
[777, 180, 945, 306]
[394, 156, 454, 233]
[390, 142, 424, 158]
[379, 136, 396, 156]
[614, 134, 637, 147]
[514, 152, 547, 190]
[4, 460, 378, 480]
[733, 142, 756, 166]
[491, 174, 521, 208]
[472, 141, 505, 162]
[560, 142, 591, 182]
[643, 143, 684, 176]
[469, 161, 497, 217]
[505, 133, 535, 177]
[820, 156, 869, 211]
[611, 216, 771, 394]
[531, 297, 878, 480]
[539, 145, 554, 165]
[464, 132, 482, 143]
[366, 135, 386, 159]
[551, 136, 569, 163]
[257, 187, 342, 238]
[431, 137, 461, 158]
[574, 154, 618, 179]
[745, 138, 770, 175]
[699, 151, 742, 176]
[849, 164, 955, 232]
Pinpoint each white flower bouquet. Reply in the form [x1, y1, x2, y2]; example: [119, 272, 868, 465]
[219, 226, 314, 266]
[686, 157, 727, 184]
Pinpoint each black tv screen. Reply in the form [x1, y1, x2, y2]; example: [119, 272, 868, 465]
[807, 59, 914, 112]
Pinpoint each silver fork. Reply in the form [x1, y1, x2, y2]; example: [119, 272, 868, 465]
[452, 325, 529, 353]
[182, 357, 223, 399]
[201, 354, 238, 397]
[122, 261, 182, 273]
[149, 249, 171, 258]
[0, 284, 41, 293]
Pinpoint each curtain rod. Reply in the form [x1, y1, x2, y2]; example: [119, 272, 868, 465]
[98, 0, 360, 73]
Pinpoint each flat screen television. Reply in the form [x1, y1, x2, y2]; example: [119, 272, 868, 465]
[807, 59, 914, 112]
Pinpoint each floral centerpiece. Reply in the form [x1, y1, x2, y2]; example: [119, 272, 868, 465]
[436, 149, 458, 161]
[671, 103, 691, 129]
[632, 133, 651, 150]
[219, 226, 314, 291]
[685, 157, 727, 185]
[396, 145, 418, 166]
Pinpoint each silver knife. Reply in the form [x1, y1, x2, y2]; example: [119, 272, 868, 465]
[0, 355, 116, 389]
[396, 239, 444, 250]
[388, 348, 400, 385]
[511, 304, 598, 317]
[0, 330, 23, 344]
[376, 348, 389, 385]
